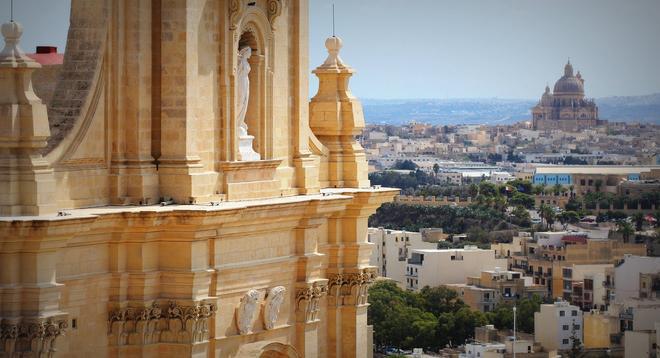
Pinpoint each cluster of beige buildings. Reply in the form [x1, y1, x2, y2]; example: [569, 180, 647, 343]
[0, 1, 397, 357]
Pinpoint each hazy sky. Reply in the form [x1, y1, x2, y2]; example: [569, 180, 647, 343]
[5, 0, 660, 99]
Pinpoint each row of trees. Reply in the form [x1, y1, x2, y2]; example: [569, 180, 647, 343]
[368, 281, 543, 351]
[368, 202, 512, 234]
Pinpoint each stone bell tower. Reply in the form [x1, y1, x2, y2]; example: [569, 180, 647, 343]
[0, 21, 56, 216]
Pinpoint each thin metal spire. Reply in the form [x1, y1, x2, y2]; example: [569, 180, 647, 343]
[11, 0, 14, 21]
[332, 3, 335, 37]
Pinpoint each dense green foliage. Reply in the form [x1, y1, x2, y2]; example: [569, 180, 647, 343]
[368, 202, 511, 234]
[368, 281, 543, 351]
[368, 282, 488, 350]
[486, 295, 543, 334]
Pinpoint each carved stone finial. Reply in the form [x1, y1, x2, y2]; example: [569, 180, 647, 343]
[321, 36, 345, 68]
[0, 21, 37, 66]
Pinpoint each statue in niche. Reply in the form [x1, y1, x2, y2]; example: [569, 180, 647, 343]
[236, 46, 251, 137]
[235, 46, 261, 161]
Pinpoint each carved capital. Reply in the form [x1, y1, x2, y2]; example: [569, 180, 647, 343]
[108, 300, 217, 346]
[296, 280, 328, 323]
[0, 316, 68, 356]
[327, 268, 377, 307]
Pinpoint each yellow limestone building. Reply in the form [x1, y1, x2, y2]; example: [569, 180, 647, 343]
[0, 1, 396, 357]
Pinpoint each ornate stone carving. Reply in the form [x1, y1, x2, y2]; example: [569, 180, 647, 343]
[0, 317, 68, 356]
[296, 280, 329, 323]
[236, 289, 261, 335]
[267, 0, 285, 30]
[327, 268, 377, 307]
[263, 286, 286, 330]
[229, 0, 248, 30]
[107, 300, 217, 346]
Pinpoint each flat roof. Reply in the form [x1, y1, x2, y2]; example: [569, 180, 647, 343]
[535, 165, 660, 175]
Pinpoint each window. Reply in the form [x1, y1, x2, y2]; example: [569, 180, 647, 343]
[563, 325, 569, 330]
[572, 310, 578, 316]
[563, 339, 569, 345]
[573, 324, 580, 330]
[560, 310, 565, 317]
[580, 179, 586, 186]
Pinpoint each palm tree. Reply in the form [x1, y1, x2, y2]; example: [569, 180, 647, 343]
[540, 204, 556, 231]
[617, 221, 635, 243]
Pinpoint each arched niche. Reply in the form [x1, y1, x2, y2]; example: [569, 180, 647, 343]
[231, 9, 274, 161]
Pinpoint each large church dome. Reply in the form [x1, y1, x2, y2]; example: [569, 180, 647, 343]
[553, 61, 584, 96]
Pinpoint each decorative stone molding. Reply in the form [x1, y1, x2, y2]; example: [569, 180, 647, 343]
[327, 268, 377, 307]
[229, 0, 249, 30]
[267, 0, 285, 30]
[0, 316, 68, 356]
[236, 289, 261, 335]
[107, 300, 217, 346]
[296, 280, 329, 323]
[263, 286, 286, 330]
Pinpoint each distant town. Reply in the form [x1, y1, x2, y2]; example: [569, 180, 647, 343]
[363, 61, 660, 357]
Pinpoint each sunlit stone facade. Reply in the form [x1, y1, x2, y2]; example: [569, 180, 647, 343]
[0, 1, 396, 357]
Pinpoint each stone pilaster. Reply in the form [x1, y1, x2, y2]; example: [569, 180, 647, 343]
[309, 36, 370, 189]
[109, 0, 159, 205]
[0, 21, 56, 216]
[324, 189, 397, 358]
[156, 0, 214, 204]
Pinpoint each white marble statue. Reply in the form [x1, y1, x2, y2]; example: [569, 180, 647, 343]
[236, 46, 252, 137]
[235, 46, 260, 161]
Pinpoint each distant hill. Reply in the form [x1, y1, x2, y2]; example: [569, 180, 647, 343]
[362, 94, 660, 125]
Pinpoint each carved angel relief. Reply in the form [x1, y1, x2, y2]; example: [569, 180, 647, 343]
[263, 286, 286, 330]
[236, 289, 261, 335]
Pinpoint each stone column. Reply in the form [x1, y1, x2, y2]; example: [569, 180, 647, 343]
[309, 36, 370, 189]
[0, 21, 56, 216]
[109, 0, 159, 205]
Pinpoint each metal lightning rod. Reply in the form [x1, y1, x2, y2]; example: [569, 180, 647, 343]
[332, 3, 335, 37]
[11, 0, 14, 21]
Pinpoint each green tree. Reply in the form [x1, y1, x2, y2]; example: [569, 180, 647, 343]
[510, 192, 535, 209]
[393, 159, 417, 170]
[539, 204, 556, 231]
[553, 184, 562, 196]
[558, 211, 580, 230]
[511, 206, 532, 227]
[617, 221, 635, 243]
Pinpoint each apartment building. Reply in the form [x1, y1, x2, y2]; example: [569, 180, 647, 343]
[534, 300, 583, 351]
[509, 233, 646, 299]
[405, 246, 507, 290]
[445, 268, 545, 312]
[368, 227, 442, 285]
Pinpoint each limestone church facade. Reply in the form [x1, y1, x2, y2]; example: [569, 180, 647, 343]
[0, 1, 396, 357]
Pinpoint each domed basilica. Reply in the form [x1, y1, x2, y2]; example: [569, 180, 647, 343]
[531, 61, 605, 131]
